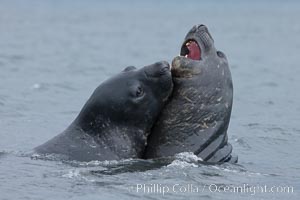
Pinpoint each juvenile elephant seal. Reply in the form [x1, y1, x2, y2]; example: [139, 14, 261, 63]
[144, 25, 236, 163]
[35, 61, 173, 162]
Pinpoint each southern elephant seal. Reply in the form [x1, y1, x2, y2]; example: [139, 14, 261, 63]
[144, 25, 237, 163]
[35, 61, 173, 162]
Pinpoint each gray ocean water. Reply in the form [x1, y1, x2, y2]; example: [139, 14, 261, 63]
[0, 0, 299, 199]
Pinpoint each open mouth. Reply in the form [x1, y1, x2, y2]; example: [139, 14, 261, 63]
[180, 39, 201, 60]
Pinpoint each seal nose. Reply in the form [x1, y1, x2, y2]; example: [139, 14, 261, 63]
[156, 61, 171, 76]
[196, 24, 206, 29]
[191, 24, 207, 32]
[144, 61, 170, 78]
[156, 61, 170, 72]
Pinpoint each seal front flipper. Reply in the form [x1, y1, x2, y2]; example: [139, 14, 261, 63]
[207, 142, 238, 164]
[195, 131, 228, 161]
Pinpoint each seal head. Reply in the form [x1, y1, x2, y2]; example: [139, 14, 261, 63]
[35, 61, 173, 161]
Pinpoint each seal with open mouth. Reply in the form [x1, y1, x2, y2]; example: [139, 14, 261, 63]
[144, 25, 237, 163]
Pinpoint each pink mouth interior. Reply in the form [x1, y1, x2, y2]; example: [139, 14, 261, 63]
[186, 41, 201, 60]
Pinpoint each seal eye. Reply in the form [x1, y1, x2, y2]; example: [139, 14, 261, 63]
[217, 51, 226, 59]
[136, 86, 144, 97]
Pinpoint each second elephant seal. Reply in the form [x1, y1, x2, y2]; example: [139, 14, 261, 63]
[35, 61, 173, 162]
[144, 25, 236, 163]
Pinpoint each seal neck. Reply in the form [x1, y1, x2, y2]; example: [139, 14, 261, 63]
[71, 116, 148, 159]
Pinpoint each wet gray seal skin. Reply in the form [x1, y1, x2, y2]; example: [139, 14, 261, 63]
[35, 61, 173, 162]
[144, 25, 237, 163]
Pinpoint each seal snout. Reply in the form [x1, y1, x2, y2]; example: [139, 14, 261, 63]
[156, 61, 170, 71]
[193, 24, 206, 31]
[181, 24, 214, 61]
[192, 24, 210, 36]
[157, 61, 171, 74]
[145, 61, 171, 78]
